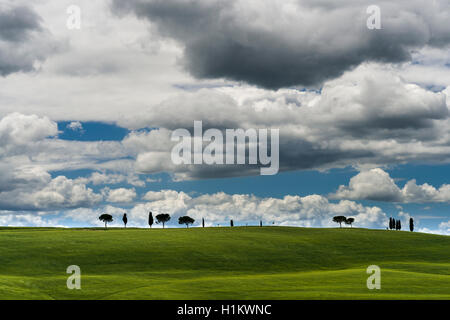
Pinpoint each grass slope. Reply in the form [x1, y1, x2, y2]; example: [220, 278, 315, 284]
[0, 227, 448, 300]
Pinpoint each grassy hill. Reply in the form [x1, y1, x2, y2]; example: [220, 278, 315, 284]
[0, 226, 448, 299]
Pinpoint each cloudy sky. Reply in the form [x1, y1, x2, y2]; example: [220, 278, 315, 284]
[1, 0, 450, 234]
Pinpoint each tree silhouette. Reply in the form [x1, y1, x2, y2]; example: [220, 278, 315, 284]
[202, 218, 205, 228]
[409, 218, 414, 232]
[99, 214, 113, 229]
[391, 218, 396, 230]
[345, 217, 355, 228]
[396, 220, 401, 230]
[230, 219, 234, 227]
[148, 212, 154, 228]
[122, 213, 128, 228]
[332, 216, 346, 228]
[156, 213, 170, 228]
[178, 216, 195, 228]
[260, 220, 263, 227]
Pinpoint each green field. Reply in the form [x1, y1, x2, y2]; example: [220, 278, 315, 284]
[0, 226, 448, 300]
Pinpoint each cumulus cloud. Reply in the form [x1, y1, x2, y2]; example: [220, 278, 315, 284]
[418, 221, 450, 235]
[0, 113, 136, 210]
[76, 172, 145, 187]
[105, 187, 137, 203]
[438, 221, 450, 234]
[0, 3, 60, 76]
[0, 175, 102, 211]
[117, 65, 450, 180]
[0, 112, 57, 149]
[56, 189, 388, 228]
[0, 211, 65, 227]
[136, 189, 387, 228]
[112, 0, 450, 89]
[331, 168, 450, 203]
[66, 121, 83, 132]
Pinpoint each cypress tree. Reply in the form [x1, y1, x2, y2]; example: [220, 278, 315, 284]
[122, 213, 128, 228]
[148, 211, 154, 228]
[409, 218, 414, 232]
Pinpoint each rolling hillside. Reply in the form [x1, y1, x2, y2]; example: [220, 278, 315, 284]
[0, 227, 448, 299]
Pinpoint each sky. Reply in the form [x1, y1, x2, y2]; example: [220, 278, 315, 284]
[0, 0, 450, 234]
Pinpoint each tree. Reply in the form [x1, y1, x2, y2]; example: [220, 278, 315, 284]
[332, 216, 347, 228]
[409, 218, 414, 232]
[156, 213, 170, 228]
[202, 218, 205, 228]
[230, 219, 234, 227]
[396, 220, 401, 230]
[122, 213, 128, 228]
[260, 220, 263, 227]
[345, 217, 355, 228]
[99, 214, 113, 229]
[148, 212, 154, 228]
[179, 216, 195, 228]
[389, 217, 393, 230]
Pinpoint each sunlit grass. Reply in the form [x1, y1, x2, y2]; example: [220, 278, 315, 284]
[0, 227, 448, 299]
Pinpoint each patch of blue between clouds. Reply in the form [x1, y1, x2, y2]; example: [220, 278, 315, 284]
[57, 121, 129, 141]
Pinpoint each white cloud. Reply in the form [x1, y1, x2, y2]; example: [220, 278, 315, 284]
[105, 187, 137, 203]
[76, 172, 145, 187]
[438, 221, 450, 234]
[135, 190, 387, 228]
[331, 168, 450, 203]
[66, 121, 83, 132]
[0, 112, 57, 148]
[0, 211, 65, 227]
[418, 221, 450, 236]
[0, 175, 103, 210]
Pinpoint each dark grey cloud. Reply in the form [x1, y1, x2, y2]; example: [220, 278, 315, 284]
[112, 0, 450, 89]
[0, 6, 41, 42]
[0, 4, 59, 76]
